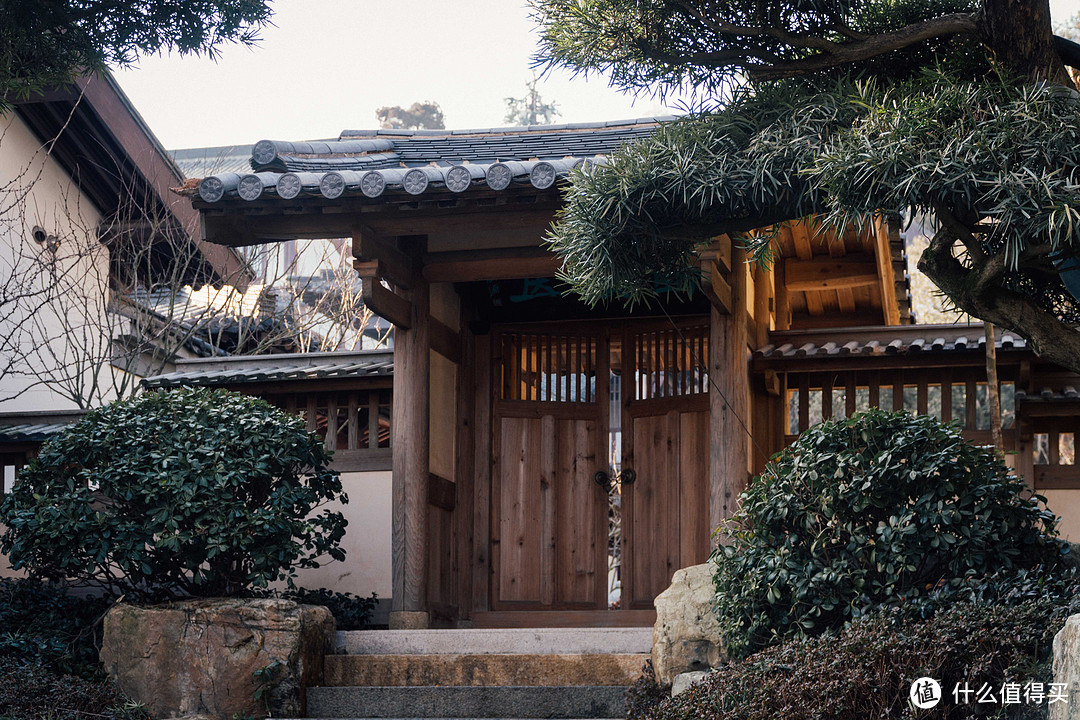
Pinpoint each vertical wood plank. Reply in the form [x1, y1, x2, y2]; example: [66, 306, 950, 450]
[454, 321, 476, 618]
[917, 372, 929, 416]
[594, 330, 611, 608]
[941, 370, 953, 424]
[894, 373, 906, 415]
[540, 415, 556, 606]
[868, 372, 880, 409]
[326, 396, 338, 451]
[845, 376, 856, 418]
[471, 334, 492, 612]
[822, 377, 833, 421]
[709, 242, 750, 537]
[798, 374, 810, 432]
[348, 393, 360, 450]
[391, 275, 430, 619]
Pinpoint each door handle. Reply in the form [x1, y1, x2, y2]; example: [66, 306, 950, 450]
[621, 468, 636, 485]
[594, 471, 611, 492]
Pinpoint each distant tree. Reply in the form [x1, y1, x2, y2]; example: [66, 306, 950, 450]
[375, 102, 445, 130]
[504, 76, 560, 126]
[0, 0, 273, 106]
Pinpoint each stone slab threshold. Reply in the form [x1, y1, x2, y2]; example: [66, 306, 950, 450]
[305, 685, 627, 719]
[336, 627, 653, 655]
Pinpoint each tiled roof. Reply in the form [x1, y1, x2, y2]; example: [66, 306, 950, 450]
[0, 410, 88, 444]
[170, 144, 255, 179]
[143, 350, 393, 389]
[190, 118, 672, 203]
[754, 324, 1027, 362]
[0, 422, 73, 443]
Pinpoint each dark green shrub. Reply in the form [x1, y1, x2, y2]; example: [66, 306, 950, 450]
[0, 388, 348, 601]
[246, 587, 378, 630]
[626, 659, 670, 720]
[648, 591, 1080, 720]
[0, 578, 111, 675]
[0, 662, 148, 720]
[714, 409, 1065, 659]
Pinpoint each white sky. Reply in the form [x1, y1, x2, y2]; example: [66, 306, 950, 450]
[113, 0, 1080, 151]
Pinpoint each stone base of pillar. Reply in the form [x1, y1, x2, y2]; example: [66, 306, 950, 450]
[389, 610, 430, 629]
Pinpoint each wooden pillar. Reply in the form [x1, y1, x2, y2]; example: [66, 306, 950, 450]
[710, 244, 750, 540]
[390, 276, 431, 628]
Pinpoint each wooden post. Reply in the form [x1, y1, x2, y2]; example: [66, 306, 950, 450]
[985, 323, 1003, 454]
[710, 244, 750, 541]
[390, 274, 431, 628]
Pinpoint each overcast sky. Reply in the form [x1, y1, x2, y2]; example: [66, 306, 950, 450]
[112, 0, 1080, 151]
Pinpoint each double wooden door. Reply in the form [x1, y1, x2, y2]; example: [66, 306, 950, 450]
[490, 320, 711, 614]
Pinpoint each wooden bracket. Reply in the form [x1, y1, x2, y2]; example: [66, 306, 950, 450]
[428, 473, 457, 511]
[700, 258, 733, 314]
[764, 370, 782, 397]
[353, 226, 419, 289]
[359, 271, 413, 329]
[430, 317, 462, 364]
[699, 234, 732, 274]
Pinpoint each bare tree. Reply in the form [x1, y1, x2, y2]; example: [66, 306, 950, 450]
[0, 126, 388, 410]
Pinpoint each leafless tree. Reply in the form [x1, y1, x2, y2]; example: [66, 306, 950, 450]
[0, 124, 388, 409]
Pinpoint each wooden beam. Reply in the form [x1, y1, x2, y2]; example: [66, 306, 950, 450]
[877, 219, 902, 325]
[391, 277, 431, 625]
[430, 317, 462, 364]
[784, 257, 880, 292]
[360, 272, 413, 329]
[753, 265, 771, 347]
[790, 218, 814, 260]
[353, 227, 418, 289]
[700, 259, 733, 314]
[423, 248, 559, 283]
[699, 234, 732, 273]
[428, 473, 457, 512]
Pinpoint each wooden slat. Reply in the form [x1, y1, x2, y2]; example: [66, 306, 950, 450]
[894, 374, 905, 414]
[917, 373, 928, 415]
[791, 219, 814, 260]
[868, 372, 880, 409]
[430, 317, 462, 364]
[471, 334, 492, 612]
[966, 378, 977, 431]
[496, 416, 543, 603]
[326, 396, 339, 451]
[876, 219, 902, 325]
[701, 259, 734, 314]
[774, 259, 790, 331]
[822, 377, 833, 420]
[798, 374, 810, 431]
[845, 376, 856, 417]
[941, 370, 953, 424]
[423, 250, 560, 283]
[754, 266, 771, 348]
[368, 391, 379, 449]
[540, 415, 557, 607]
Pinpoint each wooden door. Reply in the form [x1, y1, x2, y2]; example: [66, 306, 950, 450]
[621, 320, 712, 609]
[491, 327, 610, 610]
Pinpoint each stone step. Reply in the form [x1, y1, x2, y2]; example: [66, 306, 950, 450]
[306, 686, 626, 719]
[324, 653, 647, 687]
[336, 627, 653, 656]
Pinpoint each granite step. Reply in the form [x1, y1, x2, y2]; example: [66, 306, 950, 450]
[335, 627, 653, 656]
[324, 653, 646, 687]
[305, 685, 627, 719]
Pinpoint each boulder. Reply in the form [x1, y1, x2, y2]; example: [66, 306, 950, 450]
[671, 670, 710, 697]
[652, 563, 725, 686]
[1052, 613, 1080, 720]
[100, 598, 335, 719]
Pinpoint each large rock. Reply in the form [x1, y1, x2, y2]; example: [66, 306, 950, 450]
[652, 563, 724, 686]
[1052, 613, 1080, 719]
[100, 598, 335, 719]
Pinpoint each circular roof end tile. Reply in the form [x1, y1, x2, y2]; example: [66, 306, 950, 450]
[486, 163, 512, 191]
[360, 170, 386, 198]
[320, 172, 346, 199]
[252, 139, 278, 166]
[237, 174, 265, 201]
[530, 161, 557, 189]
[277, 172, 303, 200]
[445, 165, 472, 193]
[198, 176, 226, 203]
[403, 168, 429, 195]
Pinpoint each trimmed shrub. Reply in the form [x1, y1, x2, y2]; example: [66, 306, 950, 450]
[714, 409, 1065, 659]
[0, 388, 348, 601]
[0, 578, 111, 675]
[0, 663, 148, 720]
[649, 589, 1080, 720]
[247, 587, 379, 630]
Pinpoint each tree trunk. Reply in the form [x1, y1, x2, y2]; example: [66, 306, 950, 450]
[980, 0, 1072, 85]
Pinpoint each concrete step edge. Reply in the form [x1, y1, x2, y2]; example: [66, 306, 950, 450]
[336, 628, 653, 655]
[323, 653, 647, 687]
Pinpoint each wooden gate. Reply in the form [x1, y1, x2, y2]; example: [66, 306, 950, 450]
[621, 320, 712, 609]
[489, 318, 712, 617]
[491, 327, 610, 609]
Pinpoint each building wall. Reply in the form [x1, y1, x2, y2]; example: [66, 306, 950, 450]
[0, 111, 115, 412]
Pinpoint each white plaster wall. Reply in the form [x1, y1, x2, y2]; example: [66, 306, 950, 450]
[1042, 490, 1080, 543]
[0, 111, 115, 412]
[288, 470, 393, 599]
